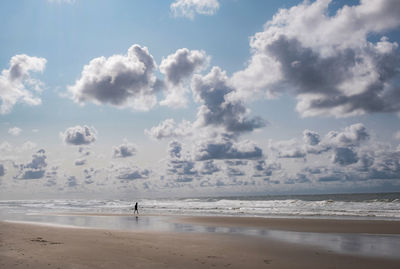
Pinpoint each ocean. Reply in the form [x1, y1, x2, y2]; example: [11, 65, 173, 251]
[1, 192, 399, 220]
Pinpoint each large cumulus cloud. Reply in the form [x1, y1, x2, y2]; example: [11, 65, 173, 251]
[147, 66, 267, 140]
[0, 54, 46, 114]
[68, 44, 158, 111]
[160, 48, 208, 107]
[231, 0, 400, 117]
[192, 66, 266, 133]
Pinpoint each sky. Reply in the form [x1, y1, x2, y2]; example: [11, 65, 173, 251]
[1, 0, 400, 199]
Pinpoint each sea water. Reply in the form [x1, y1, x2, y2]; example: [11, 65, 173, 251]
[0, 192, 399, 219]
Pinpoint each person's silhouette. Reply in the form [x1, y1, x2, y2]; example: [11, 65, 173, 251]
[134, 202, 139, 215]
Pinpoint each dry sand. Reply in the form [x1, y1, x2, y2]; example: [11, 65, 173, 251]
[1, 218, 400, 269]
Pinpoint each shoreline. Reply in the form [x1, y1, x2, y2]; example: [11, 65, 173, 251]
[18, 212, 400, 234]
[1, 220, 400, 269]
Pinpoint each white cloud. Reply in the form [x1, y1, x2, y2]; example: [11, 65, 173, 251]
[324, 123, 369, 147]
[166, 140, 198, 182]
[83, 167, 99, 184]
[15, 149, 47, 179]
[192, 66, 266, 133]
[253, 160, 281, 178]
[0, 54, 46, 114]
[60, 125, 97, 145]
[269, 139, 306, 159]
[231, 0, 400, 117]
[194, 135, 263, 161]
[303, 129, 320, 146]
[66, 176, 78, 188]
[115, 166, 150, 181]
[160, 48, 208, 108]
[68, 44, 158, 111]
[331, 147, 359, 166]
[113, 142, 137, 158]
[8, 127, 22, 136]
[74, 159, 87, 166]
[199, 160, 220, 175]
[0, 142, 12, 153]
[171, 0, 220, 19]
[145, 118, 193, 140]
[73, 147, 91, 166]
[367, 151, 400, 180]
[20, 141, 37, 152]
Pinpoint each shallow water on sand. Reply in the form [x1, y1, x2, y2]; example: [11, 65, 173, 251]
[1, 212, 400, 260]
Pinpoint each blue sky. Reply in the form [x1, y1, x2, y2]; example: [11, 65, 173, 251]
[1, 0, 400, 199]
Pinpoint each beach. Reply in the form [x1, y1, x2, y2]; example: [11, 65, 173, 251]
[1, 216, 400, 269]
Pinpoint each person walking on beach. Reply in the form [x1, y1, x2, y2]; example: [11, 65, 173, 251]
[134, 202, 139, 215]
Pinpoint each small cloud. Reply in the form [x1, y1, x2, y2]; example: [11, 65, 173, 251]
[66, 176, 78, 188]
[8, 127, 22, 136]
[20, 141, 37, 152]
[60, 125, 97, 146]
[115, 166, 150, 181]
[145, 118, 192, 140]
[113, 142, 137, 158]
[74, 159, 87, 166]
[15, 149, 47, 179]
[303, 129, 320, 146]
[0, 142, 12, 153]
[170, 0, 220, 19]
[195, 136, 262, 161]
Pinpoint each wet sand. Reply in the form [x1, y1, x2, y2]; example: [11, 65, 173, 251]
[179, 215, 400, 234]
[1, 217, 400, 269]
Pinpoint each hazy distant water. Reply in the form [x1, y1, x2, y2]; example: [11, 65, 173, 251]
[1, 192, 399, 220]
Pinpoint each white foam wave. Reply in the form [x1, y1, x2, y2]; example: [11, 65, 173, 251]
[1, 196, 400, 219]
